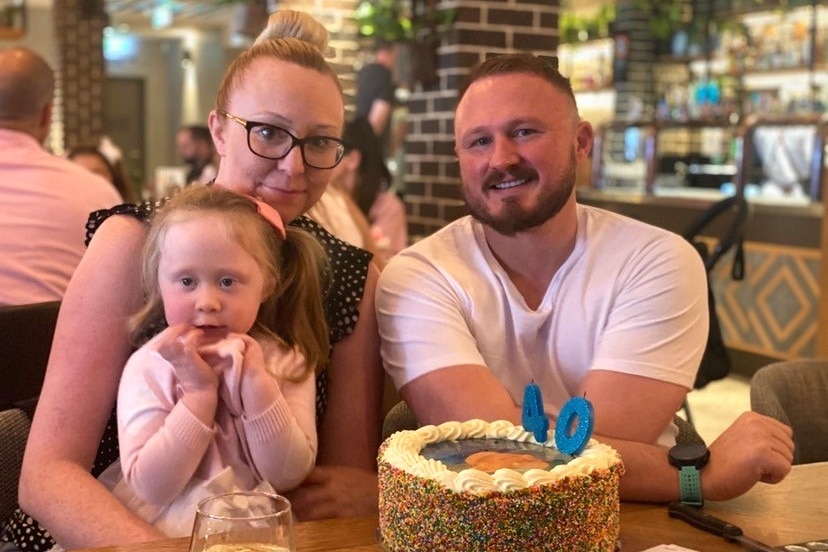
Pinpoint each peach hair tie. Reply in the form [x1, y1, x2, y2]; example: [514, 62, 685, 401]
[248, 196, 286, 239]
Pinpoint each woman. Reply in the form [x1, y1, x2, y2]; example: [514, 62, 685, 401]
[334, 117, 408, 261]
[12, 10, 383, 550]
[253, 14, 383, 263]
[67, 144, 137, 203]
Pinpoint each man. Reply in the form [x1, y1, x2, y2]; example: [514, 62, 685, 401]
[355, 40, 397, 155]
[0, 47, 122, 306]
[376, 54, 793, 504]
[175, 124, 217, 185]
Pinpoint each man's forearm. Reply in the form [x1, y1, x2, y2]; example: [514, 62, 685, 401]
[599, 435, 680, 502]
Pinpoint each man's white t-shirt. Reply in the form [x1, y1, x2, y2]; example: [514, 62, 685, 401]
[376, 204, 708, 446]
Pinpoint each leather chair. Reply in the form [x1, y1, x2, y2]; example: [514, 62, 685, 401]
[0, 408, 31, 523]
[382, 400, 419, 441]
[0, 301, 60, 417]
[750, 359, 828, 465]
[682, 195, 749, 426]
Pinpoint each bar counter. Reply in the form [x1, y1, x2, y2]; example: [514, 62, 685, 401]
[576, 187, 823, 249]
[577, 187, 828, 369]
[77, 462, 828, 552]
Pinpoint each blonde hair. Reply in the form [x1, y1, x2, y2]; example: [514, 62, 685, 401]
[254, 9, 329, 55]
[131, 186, 330, 377]
[216, 10, 341, 113]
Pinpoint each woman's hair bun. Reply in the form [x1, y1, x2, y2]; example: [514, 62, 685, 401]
[254, 9, 330, 56]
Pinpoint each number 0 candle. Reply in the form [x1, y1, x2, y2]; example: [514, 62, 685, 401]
[555, 395, 595, 456]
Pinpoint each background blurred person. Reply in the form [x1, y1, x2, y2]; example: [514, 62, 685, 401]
[0, 47, 122, 306]
[306, 182, 380, 258]
[68, 144, 137, 203]
[335, 117, 407, 261]
[355, 39, 397, 156]
[175, 125, 218, 185]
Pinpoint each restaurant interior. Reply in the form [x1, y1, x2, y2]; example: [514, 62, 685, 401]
[7, 0, 825, 365]
[1, 0, 828, 550]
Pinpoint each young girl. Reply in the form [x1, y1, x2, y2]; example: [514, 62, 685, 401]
[102, 185, 329, 537]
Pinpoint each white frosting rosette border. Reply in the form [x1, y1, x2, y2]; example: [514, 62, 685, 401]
[380, 419, 620, 496]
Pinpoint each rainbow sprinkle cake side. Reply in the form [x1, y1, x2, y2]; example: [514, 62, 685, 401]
[378, 420, 624, 552]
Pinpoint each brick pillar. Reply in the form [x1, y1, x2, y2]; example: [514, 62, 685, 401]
[53, 0, 107, 151]
[611, 0, 717, 120]
[403, 0, 560, 240]
[611, 0, 666, 121]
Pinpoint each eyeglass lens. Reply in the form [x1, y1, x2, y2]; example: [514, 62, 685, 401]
[248, 124, 343, 169]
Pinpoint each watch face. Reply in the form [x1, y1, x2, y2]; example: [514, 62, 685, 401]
[670, 443, 710, 465]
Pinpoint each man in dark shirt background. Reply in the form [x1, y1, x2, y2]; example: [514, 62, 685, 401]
[175, 124, 217, 185]
[355, 40, 397, 156]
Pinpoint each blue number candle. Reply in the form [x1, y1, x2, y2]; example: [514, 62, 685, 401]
[521, 382, 550, 443]
[555, 396, 595, 456]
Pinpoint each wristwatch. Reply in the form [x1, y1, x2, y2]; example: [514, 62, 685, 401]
[668, 442, 710, 507]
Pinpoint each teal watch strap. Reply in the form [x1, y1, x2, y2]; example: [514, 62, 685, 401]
[677, 465, 703, 506]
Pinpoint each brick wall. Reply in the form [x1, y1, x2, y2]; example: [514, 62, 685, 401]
[404, 0, 561, 241]
[611, 1, 660, 120]
[277, 0, 362, 111]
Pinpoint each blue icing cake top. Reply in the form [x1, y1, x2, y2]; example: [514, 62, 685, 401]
[421, 437, 574, 474]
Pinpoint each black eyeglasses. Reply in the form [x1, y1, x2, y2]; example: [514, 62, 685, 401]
[219, 111, 346, 169]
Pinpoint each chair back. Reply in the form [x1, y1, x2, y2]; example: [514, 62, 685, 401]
[750, 359, 828, 464]
[683, 195, 750, 390]
[0, 301, 60, 415]
[0, 408, 31, 523]
[382, 401, 420, 441]
[682, 195, 749, 275]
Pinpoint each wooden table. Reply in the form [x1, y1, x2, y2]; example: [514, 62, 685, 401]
[76, 462, 828, 552]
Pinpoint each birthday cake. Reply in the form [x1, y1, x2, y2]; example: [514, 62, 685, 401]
[377, 418, 624, 551]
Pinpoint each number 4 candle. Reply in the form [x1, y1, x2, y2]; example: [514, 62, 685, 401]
[521, 382, 595, 455]
[521, 382, 549, 443]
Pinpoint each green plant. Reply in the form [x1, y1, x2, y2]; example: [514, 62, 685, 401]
[559, 12, 587, 44]
[594, 4, 615, 38]
[559, 5, 615, 44]
[355, 0, 413, 42]
[630, 0, 691, 41]
[354, 0, 454, 43]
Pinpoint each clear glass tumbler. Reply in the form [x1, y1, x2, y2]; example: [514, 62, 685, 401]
[188, 491, 295, 552]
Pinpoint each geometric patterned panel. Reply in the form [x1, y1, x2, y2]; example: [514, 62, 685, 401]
[711, 241, 821, 360]
[54, 0, 107, 150]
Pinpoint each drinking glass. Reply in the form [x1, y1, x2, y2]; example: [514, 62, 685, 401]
[188, 491, 295, 552]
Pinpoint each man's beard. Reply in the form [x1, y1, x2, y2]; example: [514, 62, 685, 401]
[463, 149, 577, 237]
